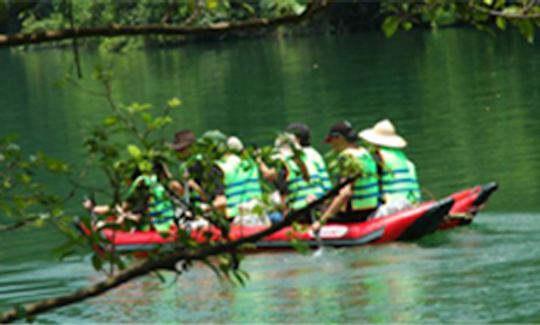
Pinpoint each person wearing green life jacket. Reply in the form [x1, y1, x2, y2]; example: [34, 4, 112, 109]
[126, 163, 176, 232]
[312, 121, 381, 231]
[83, 161, 176, 232]
[259, 124, 332, 224]
[258, 132, 313, 223]
[358, 119, 421, 217]
[286, 123, 333, 194]
[167, 130, 208, 211]
[212, 136, 266, 224]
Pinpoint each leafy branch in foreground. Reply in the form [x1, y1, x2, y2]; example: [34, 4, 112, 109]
[381, 0, 540, 42]
[0, 61, 361, 322]
[0, 135, 72, 232]
[0, 174, 355, 323]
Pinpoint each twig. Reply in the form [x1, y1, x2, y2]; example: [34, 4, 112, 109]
[67, 0, 83, 78]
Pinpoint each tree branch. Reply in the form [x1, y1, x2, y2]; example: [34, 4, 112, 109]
[472, 2, 540, 19]
[0, 176, 354, 323]
[0, 1, 330, 48]
[0, 216, 40, 232]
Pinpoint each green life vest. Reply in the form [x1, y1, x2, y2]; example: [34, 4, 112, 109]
[379, 148, 421, 204]
[216, 154, 263, 218]
[303, 147, 333, 192]
[178, 154, 203, 208]
[127, 175, 175, 232]
[340, 147, 380, 210]
[284, 151, 327, 210]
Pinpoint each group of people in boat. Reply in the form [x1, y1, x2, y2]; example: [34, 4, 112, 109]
[84, 119, 421, 232]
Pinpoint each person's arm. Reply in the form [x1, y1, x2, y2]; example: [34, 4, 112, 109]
[203, 166, 227, 214]
[169, 180, 185, 196]
[258, 157, 278, 182]
[275, 168, 289, 213]
[210, 195, 227, 214]
[83, 199, 111, 215]
[188, 179, 208, 201]
[312, 183, 353, 231]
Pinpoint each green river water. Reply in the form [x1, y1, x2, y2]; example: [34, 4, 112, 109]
[1, 29, 540, 323]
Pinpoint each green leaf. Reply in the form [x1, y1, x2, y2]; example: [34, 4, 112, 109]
[141, 112, 153, 124]
[290, 238, 309, 254]
[241, 2, 255, 14]
[138, 160, 153, 173]
[14, 304, 26, 318]
[516, 20, 534, 43]
[103, 116, 119, 126]
[402, 21, 413, 31]
[153, 270, 166, 283]
[20, 174, 32, 184]
[382, 16, 400, 38]
[207, 0, 219, 10]
[3, 179, 12, 189]
[91, 253, 103, 271]
[127, 144, 142, 159]
[127, 102, 152, 114]
[150, 116, 173, 130]
[232, 270, 247, 286]
[502, 6, 520, 15]
[167, 97, 182, 108]
[496, 16, 506, 30]
[34, 217, 45, 228]
[483, 0, 493, 5]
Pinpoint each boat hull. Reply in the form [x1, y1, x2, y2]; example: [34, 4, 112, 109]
[75, 183, 497, 254]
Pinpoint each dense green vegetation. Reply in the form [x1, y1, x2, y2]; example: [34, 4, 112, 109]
[1, 0, 539, 48]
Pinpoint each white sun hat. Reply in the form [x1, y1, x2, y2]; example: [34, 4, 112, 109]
[358, 119, 407, 148]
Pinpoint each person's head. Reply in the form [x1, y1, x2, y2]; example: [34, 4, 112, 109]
[200, 129, 228, 156]
[169, 129, 196, 159]
[274, 132, 300, 158]
[286, 122, 311, 147]
[358, 119, 407, 149]
[226, 136, 244, 154]
[324, 120, 357, 152]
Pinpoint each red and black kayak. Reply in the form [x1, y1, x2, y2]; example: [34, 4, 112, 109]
[438, 182, 499, 230]
[75, 183, 497, 254]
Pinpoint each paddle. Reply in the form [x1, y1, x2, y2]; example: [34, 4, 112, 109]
[310, 210, 324, 257]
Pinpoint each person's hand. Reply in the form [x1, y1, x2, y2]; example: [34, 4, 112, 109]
[311, 220, 322, 232]
[83, 198, 94, 211]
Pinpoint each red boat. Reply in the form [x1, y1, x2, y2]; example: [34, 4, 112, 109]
[76, 183, 497, 254]
[439, 182, 499, 230]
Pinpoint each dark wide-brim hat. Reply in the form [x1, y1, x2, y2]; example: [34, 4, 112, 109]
[168, 130, 196, 151]
[324, 120, 357, 143]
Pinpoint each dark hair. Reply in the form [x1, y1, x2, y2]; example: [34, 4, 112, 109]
[286, 123, 311, 146]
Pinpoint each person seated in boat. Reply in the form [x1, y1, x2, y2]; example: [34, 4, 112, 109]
[312, 120, 380, 231]
[83, 160, 177, 233]
[286, 123, 333, 194]
[209, 136, 268, 225]
[358, 119, 421, 217]
[259, 125, 331, 224]
[167, 129, 207, 210]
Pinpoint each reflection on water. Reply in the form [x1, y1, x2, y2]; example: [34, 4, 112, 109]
[1, 28, 540, 322]
[28, 213, 540, 324]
